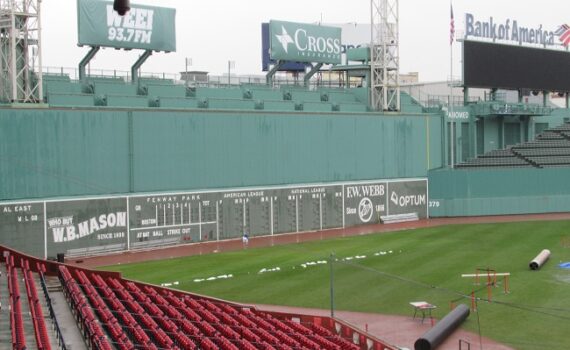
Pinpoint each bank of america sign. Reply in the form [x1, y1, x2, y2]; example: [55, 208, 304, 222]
[269, 20, 342, 64]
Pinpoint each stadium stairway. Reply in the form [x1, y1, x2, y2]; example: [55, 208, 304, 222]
[399, 92, 423, 114]
[43, 274, 88, 350]
[0, 264, 11, 348]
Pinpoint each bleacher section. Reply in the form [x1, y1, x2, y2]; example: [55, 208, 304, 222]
[40, 75, 372, 112]
[0, 245, 396, 350]
[3, 254, 54, 350]
[458, 121, 570, 168]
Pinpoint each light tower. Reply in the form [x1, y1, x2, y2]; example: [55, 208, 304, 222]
[0, 0, 43, 103]
[370, 0, 400, 111]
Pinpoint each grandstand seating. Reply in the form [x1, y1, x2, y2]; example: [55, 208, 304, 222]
[100, 94, 150, 108]
[194, 87, 245, 99]
[399, 92, 423, 114]
[335, 103, 369, 113]
[91, 81, 139, 96]
[43, 73, 71, 82]
[40, 74, 373, 113]
[457, 122, 570, 168]
[288, 90, 322, 103]
[47, 92, 94, 107]
[247, 88, 284, 101]
[139, 77, 176, 86]
[302, 101, 333, 112]
[261, 100, 297, 111]
[3, 254, 54, 350]
[0, 245, 396, 350]
[324, 91, 358, 103]
[208, 98, 257, 110]
[56, 264, 371, 350]
[145, 84, 188, 98]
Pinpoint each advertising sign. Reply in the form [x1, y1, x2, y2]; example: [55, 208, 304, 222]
[77, 0, 176, 52]
[0, 178, 427, 259]
[262, 22, 370, 71]
[386, 180, 428, 217]
[262, 23, 307, 72]
[46, 197, 128, 256]
[343, 182, 387, 227]
[464, 13, 560, 47]
[269, 20, 342, 64]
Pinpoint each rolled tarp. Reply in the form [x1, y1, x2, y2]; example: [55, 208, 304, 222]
[529, 249, 551, 270]
[414, 304, 470, 350]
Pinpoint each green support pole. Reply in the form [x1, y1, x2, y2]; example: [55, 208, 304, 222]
[266, 61, 285, 86]
[78, 46, 100, 82]
[329, 252, 335, 318]
[304, 63, 323, 87]
[131, 50, 153, 85]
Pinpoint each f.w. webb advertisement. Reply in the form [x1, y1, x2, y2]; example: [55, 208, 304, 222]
[344, 182, 387, 226]
[344, 180, 427, 226]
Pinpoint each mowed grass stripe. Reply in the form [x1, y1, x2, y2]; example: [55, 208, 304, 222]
[104, 220, 570, 350]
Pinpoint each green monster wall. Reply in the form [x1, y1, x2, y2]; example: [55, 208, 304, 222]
[0, 107, 442, 200]
[428, 167, 570, 217]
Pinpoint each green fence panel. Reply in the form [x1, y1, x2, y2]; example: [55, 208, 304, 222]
[130, 111, 439, 192]
[0, 109, 130, 200]
[1, 107, 442, 201]
[428, 167, 570, 217]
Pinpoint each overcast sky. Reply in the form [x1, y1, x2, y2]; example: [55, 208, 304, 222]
[41, 0, 568, 81]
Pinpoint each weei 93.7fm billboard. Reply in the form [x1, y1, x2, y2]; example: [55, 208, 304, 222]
[269, 20, 342, 64]
[77, 0, 176, 52]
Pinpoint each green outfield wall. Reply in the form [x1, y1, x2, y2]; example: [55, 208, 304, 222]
[0, 107, 442, 201]
[428, 167, 570, 217]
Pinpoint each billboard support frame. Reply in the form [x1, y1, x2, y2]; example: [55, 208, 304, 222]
[131, 50, 153, 85]
[266, 61, 285, 86]
[78, 46, 100, 82]
[304, 63, 323, 87]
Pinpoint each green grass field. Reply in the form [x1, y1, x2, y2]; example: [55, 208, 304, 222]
[104, 220, 570, 349]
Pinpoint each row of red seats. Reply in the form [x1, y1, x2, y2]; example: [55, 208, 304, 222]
[159, 284, 361, 350]
[74, 269, 136, 350]
[61, 263, 362, 350]
[21, 259, 52, 350]
[118, 280, 181, 349]
[90, 274, 158, 350]
[162, 288, 351, 350]
[93, 274, 192, 350]
[5, 255, 26, 350]
[58, 266, 113, 350]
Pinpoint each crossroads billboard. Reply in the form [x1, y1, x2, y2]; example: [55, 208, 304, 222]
[269, 20, 342, 64]
[77, 0, 176, 52]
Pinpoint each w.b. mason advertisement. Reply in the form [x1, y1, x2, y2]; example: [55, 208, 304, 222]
[46, 197, 128, 257]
